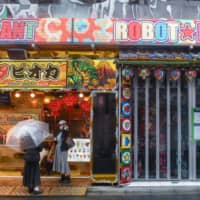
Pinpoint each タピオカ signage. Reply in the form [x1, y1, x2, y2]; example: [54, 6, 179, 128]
[1, 18, 200, 45]
[0, 60, 66, 89]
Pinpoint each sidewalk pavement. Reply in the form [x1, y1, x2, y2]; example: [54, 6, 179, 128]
[88, 181, 200, 196]
[0, 177, 89, 197]
[1, 177, 200, 197]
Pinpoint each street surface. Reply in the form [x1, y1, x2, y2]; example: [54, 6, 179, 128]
[1, 192, 200, 200]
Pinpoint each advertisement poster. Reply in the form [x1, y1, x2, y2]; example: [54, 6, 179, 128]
[67, 59, 116, 90]
[120, 166, 132, 184]
[121, 134, 131, 149]
[120, 149, 131, 165]
[68, 138, 90, 162]
[192, 108, 200, 141]
[0, 60, 66, 89]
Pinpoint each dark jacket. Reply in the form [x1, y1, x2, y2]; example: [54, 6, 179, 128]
[23, 144, 43, 188]
[60, 129, 69, 152]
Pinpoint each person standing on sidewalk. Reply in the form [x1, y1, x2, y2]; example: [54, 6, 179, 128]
[23, 143, 43, 194]
[53, 120, 71, 184]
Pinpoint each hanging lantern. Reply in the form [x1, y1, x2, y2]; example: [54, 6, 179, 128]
[185, 70, 197, 81]
[51, 111, 60, 117]
[80, 100, 91, 113]
[122, 66, 134, 81]
[47, 99, 62, 116]
[138, 69, 150, 80]
[170, 69, 181, 81]
[154, 69, 165, 81]
[62, 93, 79, 109]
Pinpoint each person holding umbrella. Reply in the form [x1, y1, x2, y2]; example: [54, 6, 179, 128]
[6, 119, 50, 194]
[53, 120, 71, 184]
[22, 135, 43, 194]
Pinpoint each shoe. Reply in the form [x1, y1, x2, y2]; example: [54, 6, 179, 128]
[28, 188, 33, 193]
[59, 175, 65, 183]
[33, 190, 42, 195]
[60, 176, 71, 184]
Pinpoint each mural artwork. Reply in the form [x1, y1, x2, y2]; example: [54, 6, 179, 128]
[67, 59, 116, 90]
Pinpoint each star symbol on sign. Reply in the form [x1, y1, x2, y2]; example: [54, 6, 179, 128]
[180, 23, 195, 41]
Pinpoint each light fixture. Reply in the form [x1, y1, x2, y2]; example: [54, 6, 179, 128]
[30, 92, 35, 98]
[79, 92, 84, 98]
[15, 92, 20, 98]
[44, 97, 50, 104]
[84, 96, 90, 101]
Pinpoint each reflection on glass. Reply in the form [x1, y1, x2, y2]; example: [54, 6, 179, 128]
[160, 77, 167, 178]
[196, 77, 200, 178]
[170, 80, 178, 179]
[181, 78, 188, 179]
[149, 77, 156, 178]
[138, 78, 145, 178]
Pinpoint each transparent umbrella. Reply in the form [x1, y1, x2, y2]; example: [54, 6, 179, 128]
[6, 119, 50, 151]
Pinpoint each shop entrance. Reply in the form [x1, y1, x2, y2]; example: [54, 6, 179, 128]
[132, 68, 200, 180]
[0, 91, 91, 178]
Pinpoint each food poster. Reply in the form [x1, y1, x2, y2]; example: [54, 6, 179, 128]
[0, 60, 66, 89]
[68, 138, 90, 162]
[67, 59, 116, 90]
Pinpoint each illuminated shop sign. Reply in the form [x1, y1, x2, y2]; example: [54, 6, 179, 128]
[0, 18, 200, 45]
[0, 61, 66, 89]
[114, 19, 198, 44]
[0, 18, 72, 42]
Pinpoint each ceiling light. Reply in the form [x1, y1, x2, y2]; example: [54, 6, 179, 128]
[79, 93, 84, 98]
[15, 92, 20, 98]
[30, 92, 35, 98]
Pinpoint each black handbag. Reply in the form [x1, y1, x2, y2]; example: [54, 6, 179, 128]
[60, 137, 75, 151]
[66, 136, 75, 149]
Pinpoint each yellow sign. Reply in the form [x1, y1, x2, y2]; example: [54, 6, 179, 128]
[0, 60, 66, 89]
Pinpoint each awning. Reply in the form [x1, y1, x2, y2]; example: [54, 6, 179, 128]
[119, 50, 200, 64]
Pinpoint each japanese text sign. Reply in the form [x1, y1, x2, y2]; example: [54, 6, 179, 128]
[0, 60, 66, 89]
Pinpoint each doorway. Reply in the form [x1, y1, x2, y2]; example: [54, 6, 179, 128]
[132, 68, 200, 180]
[91, 92, 117, 182]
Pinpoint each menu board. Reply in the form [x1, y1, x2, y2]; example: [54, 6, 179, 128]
[68, 138, 90, 162]
[0, 92, 11, 106]
[192, 108, 200, 141]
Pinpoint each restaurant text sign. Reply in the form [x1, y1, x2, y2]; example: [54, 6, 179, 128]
[0, 18, 72, 43]
[0, 61, 66, 89]
[0, 18, 200, 45]
[114, 19, 199, 45]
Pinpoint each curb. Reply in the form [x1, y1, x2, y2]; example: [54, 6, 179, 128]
[87, 186, 200, 196]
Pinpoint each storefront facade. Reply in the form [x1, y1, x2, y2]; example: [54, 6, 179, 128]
[1, 17, 200, 184]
